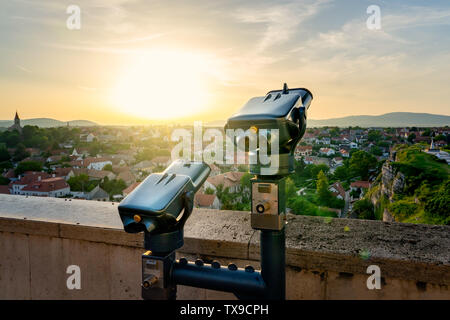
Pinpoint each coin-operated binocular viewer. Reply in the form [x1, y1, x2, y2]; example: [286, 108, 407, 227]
[118, 83, 312, 300]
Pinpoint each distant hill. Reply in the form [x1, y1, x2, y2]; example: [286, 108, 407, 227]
[0, 118, 97, 128]
[207, 112, 449, 128]
[308, 112, 450, 128]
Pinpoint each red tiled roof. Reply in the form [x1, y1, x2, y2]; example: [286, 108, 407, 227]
[117, 170, 135, 183]
[0, 185, 10, 194]
[53, 167, 72, 177]
[206, 172, 244, 188]
[10, 172, 51, 186]
[2, 169, 15, 179]
[194, 193, 217, 207]
[351, 181, 371, 189]
[21, 177, 69, 193]
[83, 157, 111, 167]
[329, 182, 345, 198]
[296, 145, 313, 151]
[123, 182, 141, 195]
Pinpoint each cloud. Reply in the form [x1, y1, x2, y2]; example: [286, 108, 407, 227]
[233, 0, 331, 52]
[16, 65, 32, 73]
[382, 5, 450, 30]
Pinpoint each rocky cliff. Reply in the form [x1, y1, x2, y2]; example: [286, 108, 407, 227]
[381, 161, 406, 200]
[367, 159, 406, 222]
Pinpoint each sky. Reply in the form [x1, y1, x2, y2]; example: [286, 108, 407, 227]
[1, 0, 449, 125]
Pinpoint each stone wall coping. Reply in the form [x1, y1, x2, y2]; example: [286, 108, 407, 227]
[0, 194, 449, 285]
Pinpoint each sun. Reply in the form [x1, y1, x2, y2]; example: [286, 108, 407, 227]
[111, 50, 210, 120]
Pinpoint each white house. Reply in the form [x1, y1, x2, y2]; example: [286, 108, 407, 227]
[319, 148, 335, 156]
[19, 177, 70, 197]
[340, 149, 350, 158]
[84, 157, 113, 171]
[294, 145, 313, 160]
[329, 182, 346, 200]
[332, 157, 344, 167]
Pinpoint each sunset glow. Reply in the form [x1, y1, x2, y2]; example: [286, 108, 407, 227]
[1, 1, 450, 125]
[110, 51, 211, 120]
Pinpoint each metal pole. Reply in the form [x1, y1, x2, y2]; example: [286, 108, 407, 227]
[172, 261, 266, 297]
[260, 229, 286, 300]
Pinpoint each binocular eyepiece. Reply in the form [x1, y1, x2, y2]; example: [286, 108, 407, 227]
[225, 83, 313, 175]
[118, 160, 210, 253]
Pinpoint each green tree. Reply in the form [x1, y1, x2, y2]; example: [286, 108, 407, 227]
[333, 165, 350, 181]
[240, 172, 253, 194]
[285, 177, 297, 199]
[425, 180, 450, 224]
[370, 146, 383, 156]
[237, 164, 249, 172]
[205, 187, 215, 195]
[103, 164, 113, 172]
[0, 146, 10, 162]
[316, 170, 331, 204]
[67, 174, 96, 192]
[353, 199, 375, 220]
[368, 130, 382, 142]
[288, 197, 318, 216]
[13, 143, 30, 162]
[349, 150, 377, 180]
[407, 133, 416, 143]
[100, 178, 127, 196]
[0, 176, 10, 185]
[15, 161, 43, 175]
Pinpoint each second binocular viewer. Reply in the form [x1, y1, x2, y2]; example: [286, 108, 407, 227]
[118, 83, 313, 300]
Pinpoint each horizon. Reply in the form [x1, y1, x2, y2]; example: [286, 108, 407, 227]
[0, 110, 449, 129]
[1, 1, 450, 125]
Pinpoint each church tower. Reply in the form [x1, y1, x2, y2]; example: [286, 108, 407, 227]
[14, 111, 20, 126]
[8, 111, 22, 133]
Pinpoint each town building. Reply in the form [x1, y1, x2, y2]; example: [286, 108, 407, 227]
[332, 157, 344, 167]
[194, 193, 221, 209]
[8, 111, 22, 133]
[204, 171, 245, 193]
[18, 177, 70, 197]
[294, 145, 313, 160]
[329, 182, 346, 200]
[319, 148, 335, 156]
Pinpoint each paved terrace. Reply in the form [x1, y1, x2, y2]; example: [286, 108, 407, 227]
[0, 194, 449, 299]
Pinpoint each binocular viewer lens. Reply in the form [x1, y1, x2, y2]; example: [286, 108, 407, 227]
[118, 160, 210, 235]
[225, 83, 313, 175]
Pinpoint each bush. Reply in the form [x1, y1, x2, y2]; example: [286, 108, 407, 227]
[15, 161, 43, 175]
[389, 199, 418, 219]
[0, 176, 10, 185]
[288, 197, 317, 216]
[0, 146, 10, 162]
[425, 180, 450, 224]
[353, 199, 375, 220]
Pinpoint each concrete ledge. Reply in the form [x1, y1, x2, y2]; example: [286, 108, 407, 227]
[0, 194, 449, 299]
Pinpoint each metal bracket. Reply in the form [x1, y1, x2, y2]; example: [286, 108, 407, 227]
[141, 251, 176, 300]
[251, 177, 286, 231]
